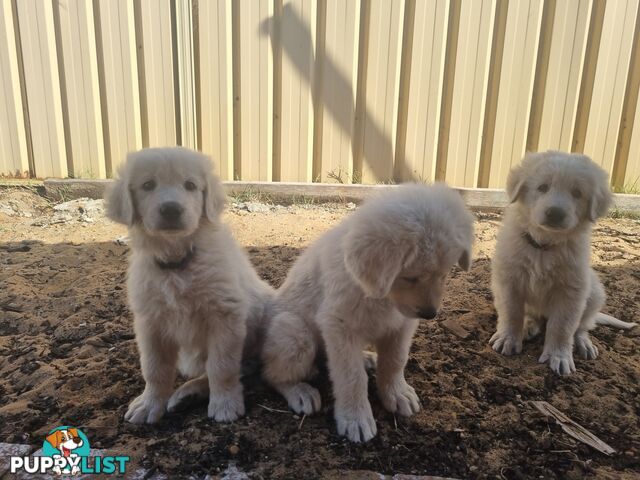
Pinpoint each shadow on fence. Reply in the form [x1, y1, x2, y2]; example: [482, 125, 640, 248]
[260, 2, 418, 184]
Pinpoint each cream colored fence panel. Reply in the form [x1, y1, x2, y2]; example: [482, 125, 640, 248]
[96, 0, 142, 172]
[535, 0, 592, 152]
[445, 0, 495, 187]
[401, 0, 449, 183]
[317, 0, 360, 183]
[583, 0, 640, 175]
[487, 0, 543, 188]
[0, 0, 28, 177]
[624, 20, 640, 192]
[16, 0, 67, 178]
[626, 92, 640, 188]
[237, 0, 273, 181]
[360, 0, 405, 183]
[56, 0, 105, 178]
[175, 0, 197, 149]
[279, 0, 316, 182]
[138, 0, 176, 148]
[198, 0, 234, 180]
[2, 0, 640, 190]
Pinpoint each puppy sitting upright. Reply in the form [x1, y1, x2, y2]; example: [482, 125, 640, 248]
[490, 151, 636, 375]
[262, 184, 474, 443]
[106, 147, 273, 424]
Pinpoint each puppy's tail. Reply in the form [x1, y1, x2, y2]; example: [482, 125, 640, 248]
[595, 313, 637, 330]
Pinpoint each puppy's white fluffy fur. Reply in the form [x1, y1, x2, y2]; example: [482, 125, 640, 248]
[490, 151, 636, 375]
[262, 184, 474, 443]
[105, 147, 273, 424]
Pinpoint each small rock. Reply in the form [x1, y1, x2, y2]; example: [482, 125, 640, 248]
[245, 202, 271, 213]
[219, 464, 249, 480]
[115, 236, 130, 246]
[228, 445, 240, 455]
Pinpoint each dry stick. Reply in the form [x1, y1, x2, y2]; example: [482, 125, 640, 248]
[256, 403, 290, 414]
[530, 401, 616, 456]
[298, 414, 306, 430]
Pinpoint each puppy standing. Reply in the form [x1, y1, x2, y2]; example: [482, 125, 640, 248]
[262, 184, 474, 442]
[490, 151, 636, 375]
[106, 147, 273, 424]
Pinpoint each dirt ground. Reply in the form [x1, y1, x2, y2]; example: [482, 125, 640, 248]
[0, 187, 638, 479]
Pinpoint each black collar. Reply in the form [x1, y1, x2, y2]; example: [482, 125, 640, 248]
[155, 246, 196, 270]
[522, 232, 550, 251]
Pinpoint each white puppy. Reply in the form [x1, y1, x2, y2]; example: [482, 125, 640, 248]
[261, 184, 474, 442]
[105, 147, 273, 424]
[490, 151, 637, 375]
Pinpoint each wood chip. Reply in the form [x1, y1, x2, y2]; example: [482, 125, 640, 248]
[440, 318, 470, 339]
[530, 401, 616, 456]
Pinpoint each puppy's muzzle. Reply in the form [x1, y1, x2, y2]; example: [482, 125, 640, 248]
[543, 206, 566, 228]
[417, 306, 437, 320]
[159, 201, 184, 229]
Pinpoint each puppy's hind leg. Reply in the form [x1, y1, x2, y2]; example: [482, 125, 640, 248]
[523, 314, 543, 341]
[363, 350, 377, 372]
[167, 375, 209, 412]
[262, 312, 321, 415]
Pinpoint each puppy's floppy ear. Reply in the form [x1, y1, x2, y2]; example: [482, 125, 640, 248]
[46, 430, 63, 449]
[507, 152, 545, 203]
[203, 162, 227, 221]
[344, 226, 418, 299]
[105, 164, 134, 226]
[506, 164, 526, 203]
[586, 159, 613, 221]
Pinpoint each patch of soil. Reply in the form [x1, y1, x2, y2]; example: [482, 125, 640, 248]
[0, 187, 638, 479]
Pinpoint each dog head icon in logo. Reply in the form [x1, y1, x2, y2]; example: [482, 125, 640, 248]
[43, 426, 90, 475]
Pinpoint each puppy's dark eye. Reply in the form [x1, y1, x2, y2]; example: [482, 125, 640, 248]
[402, 276, 419, 285]
[184, 181, 197, 191]
[142, 180, 156, 191]
[537, 184, 549, 193]
[571, 188, 582, 199]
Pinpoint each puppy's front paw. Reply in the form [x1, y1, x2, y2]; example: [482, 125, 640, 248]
[125, 393, 168, 424]
[575, 333, 599, 360]
[539, 348, 575, 375]
[335, 404, 377, 443]
[489, 331, 523, 355]
[208, 386, 245, 422]
[283, 382, 322, 415]
[378, 380, 421, 417]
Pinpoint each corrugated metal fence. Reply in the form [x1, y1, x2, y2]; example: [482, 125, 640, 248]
[1, 0, 640, 190]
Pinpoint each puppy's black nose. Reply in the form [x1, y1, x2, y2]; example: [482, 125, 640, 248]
[545, 206, 566, 225]
[73, 437, 81, 444]
[160, 201, 184, 219]
[417, 307, 437, 320]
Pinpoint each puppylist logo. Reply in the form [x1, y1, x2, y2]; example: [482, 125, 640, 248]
[10, 426, 130, 476]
